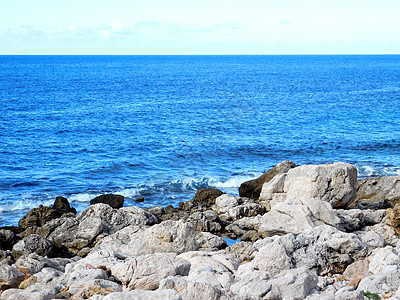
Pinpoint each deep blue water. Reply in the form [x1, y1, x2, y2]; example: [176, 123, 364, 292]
[1, 55, 400, 226]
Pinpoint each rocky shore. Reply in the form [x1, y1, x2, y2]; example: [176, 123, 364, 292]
[2, 161, 400, 299]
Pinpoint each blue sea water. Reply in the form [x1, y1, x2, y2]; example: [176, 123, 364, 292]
[1, 55, 400, 226]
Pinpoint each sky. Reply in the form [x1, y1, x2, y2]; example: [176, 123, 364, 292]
[1, 0, 399, 54]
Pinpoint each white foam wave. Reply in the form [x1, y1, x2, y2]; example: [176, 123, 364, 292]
[69, 193, 102, 203]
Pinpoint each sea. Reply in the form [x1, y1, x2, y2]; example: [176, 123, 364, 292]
[1, 55, 400, 227]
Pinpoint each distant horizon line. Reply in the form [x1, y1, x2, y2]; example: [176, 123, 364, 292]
[1, 53, 400, 56]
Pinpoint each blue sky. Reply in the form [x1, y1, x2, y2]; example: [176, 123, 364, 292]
[1, 0, 399, 54]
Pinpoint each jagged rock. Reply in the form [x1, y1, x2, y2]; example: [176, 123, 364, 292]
[18, 205, 62, 230]
[12, 234, 55, 260]
[47, 204, 157, 256]
[53, 196, 76, 214]
[225, 241, 256, 264]
[0, 263, 25, 291]
[196, 232, 226, 251]
[354, 175, 400, 208]
[239, 160, 296, 199]
[0, 229, 18, 251]
[368, 246, 400, 274]
[212, 194, 265, 221]
[177, 251, 238, 294]
[0, 250, 14, 265]
[186, 210, 225, 233]
[293, 225, 369, 275]
[111, 253, 190, 290]
[93, 220, 198, 257]
[343, 259, 371, 287]
[357, 271, 400, 295]
[260, 162, 358, 208]
[387, 203, 400, 235]
[179, 188, 224, 212]
[231, 267, 317, 300]
[14, 253, 76, 274]
[102, 289, 183, 300]
[257, 197, 369, 237]
[90, 194, 124, 209]
[1, 286, 57, 300]
[18, 197, 76, 231]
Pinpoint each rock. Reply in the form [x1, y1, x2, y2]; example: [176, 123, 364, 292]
[260, 162, 358, 208]
[102, 289, 182, 300]
[90, 194, 124, 209]
[196, 232, 226, 251]
[64, 249, 121, 276]
[0, 229, 18, 251]
[354, 175, 400, 208]
[367, 220, 399, 247]
[239, 160, 296, 199]
[14, 253, 75, 274]
[93, 220, 198, 257]
[368, 246, 400, 274]
[212, 194, 265, 221]
[258, 199, 324, 236]
[356, 230, 386, 248]
[292, 225, 369, 275]
[186, 211, 225, 233]
[145, 206, 165, 219]
[68, 279, 123, 298]
[257, 197, 369, 237]
[47, 204, 157, 256]
[111, 253, 190, 290]
[225, 241, 256, 264]
[18, 197, 77, 231]
[357, 271, 400, 295]
[1, 286, 57, 300]
[231, 267, 317, 300]
[12, 234, 55, 260]
[18, 205, 61, 230]
[179, 188, 224, 212]
[0, 263, 25, 291]
[177, 251, 238, 293]
[265, 267, 318, 300]
[387, 203, 400, 235]
[0, 250, 14, 265]
[53, 196, 76, 214]
[343, 259, 371, 288]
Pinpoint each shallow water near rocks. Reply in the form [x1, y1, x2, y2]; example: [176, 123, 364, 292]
[1, 55, 400, 226]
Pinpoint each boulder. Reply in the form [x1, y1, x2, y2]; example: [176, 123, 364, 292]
[212, 194, 265, 221]
[111, 253, 190, 290]
[354, 175, 400, 208]
[93, 220, 198, 257]
[53, 196, 76, 214]
[18, 197, 76, 230]
[387, 203, 400, 235]
[47, 204, 157, 255]
[239, 160, 296, 199]
[224, 241, 257, 264]
[179, 188, 224, 212]
[0, 263, 25, 291]
[292, 225, 369, 275]
[0, 229, 18, 251]
[12, 234, 55, 260]
[196, 232, 226, 251]
[14, 253, 76, 275]
[186, 211, 225, 233]
[18, 205, 62, 230]
[90, 194, 124, 209]
[260, 162, 358, 208]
